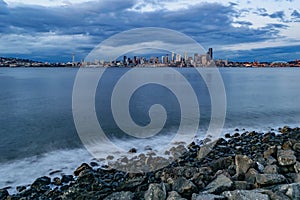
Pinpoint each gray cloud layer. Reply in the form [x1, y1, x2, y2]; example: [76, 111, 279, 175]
[0, 0, 299, 62]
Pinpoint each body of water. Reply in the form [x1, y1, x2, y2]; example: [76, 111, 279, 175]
[1, 67, 300, 192]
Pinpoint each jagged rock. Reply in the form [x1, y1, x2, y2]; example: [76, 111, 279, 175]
[53, 177, 62, 186]
[144, 183, 166, 200]
[235, 155, 254, 179]
[277, 150, 296, 166]
[0, 189, 9, 199]
[294, 161, 300, 173]
[172, 177, 198, 198]
[74, 163, 92, 176]
[128, 148, 137, 153]
[263, 165, 279, 174]
[265, 156, 277, 165]
[104, 191, 134, 200]
[275, 182, 300, 199]
[264, 146, 277, 159]
[209, 157, 233, 173]
[233, 181, 250, 190]
[191, 193, 225, 200]
[166, 191, 187, 200]
[244, 168, 258, 185]
[61, 175, 74, 183]
[16, 185, 26, 193]
[293, 143, 300, 152]
[222, 190, 270, 200]
[202, 174, 233, 194]
[256, 174, 286, 186]
[31, 176, 51, 192]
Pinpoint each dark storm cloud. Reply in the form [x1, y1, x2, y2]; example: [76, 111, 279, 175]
[0, 0, 296, 62]
[291, 10, 300, 18]
[220, 45, 300, 62]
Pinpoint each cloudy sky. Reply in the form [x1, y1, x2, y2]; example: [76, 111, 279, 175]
[0, 0, 299, 62]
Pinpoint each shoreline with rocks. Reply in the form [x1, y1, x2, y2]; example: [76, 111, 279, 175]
[2, 126, 300, 200]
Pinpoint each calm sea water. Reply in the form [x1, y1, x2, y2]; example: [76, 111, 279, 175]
[1, 67, 300, 191]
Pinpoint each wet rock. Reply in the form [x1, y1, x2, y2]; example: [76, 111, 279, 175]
[192, 193, 225, 200]
[144, 183, 166, 200]
[233, 181, 250, 190]
[53, 177, 62, 186]
[0, 189, 9, 199]
[244, 168, 258, 185]
[74, 163, 92, 176]
[166, 191, 187, 200]
[222, 190, 270, 200]
[275, 182, 300, 199]
[202, 174, 233, 194]
[31, 176, 51, 192]
[264, 146, 277, 159]
[104, 191, 134, 200]
[263, 165, 279, 174]
[128, 148, 137, 153]
[49, 170, 62, 176]
[209, 157, 233, 173]
[235, 155, 254, 179]
[277, 149, 296, 166]
[256, 174, 286, 186]
[293, 143, 300, 152]
[90, 161, 99, 167]
[16, 185, 26, 193]
[61, 175, 74, 183]
[107, 155, 114, 160]
[172, 177, 198, 198]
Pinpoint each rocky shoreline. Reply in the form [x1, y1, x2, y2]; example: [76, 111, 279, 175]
[2, 126, 300, 200]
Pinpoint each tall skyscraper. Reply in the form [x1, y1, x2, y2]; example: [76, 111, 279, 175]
[208, 48, 213, 60]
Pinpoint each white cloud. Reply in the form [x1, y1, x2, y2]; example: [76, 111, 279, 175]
[4, 0, 92, 7]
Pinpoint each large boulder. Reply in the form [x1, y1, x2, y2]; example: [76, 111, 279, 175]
[31, 176, 51, 192]
[222, 190, 270, 200]
[235, 155, 254, 179]
[0, 189, 9, 199]
[104, 191, 135, 200]
[166, 191, 187, 200]
[192, 193, 225, 200]
[277, 149, 296, 166]
[275, 182, 300, 199]
[144, 183, 166, 200]
[172, 177, 198, 198]
[74, 163, 92, 176]
[256, 174, 286, 186]
[202, 174, 233, 194]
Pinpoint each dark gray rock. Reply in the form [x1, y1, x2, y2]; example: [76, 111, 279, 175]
[104, 191, 134, 200]
[16, 185, 26, 193]
[202, 174, 233, 194]
[275, 182, 300, 199]
[277, 149, 296, 166]
[144, 183, 166, 200]
[222, 190, 270, 200]
[256, 174, 286, 186]
[293, 143, 300, 152]
[192, 193, 225, 200]
[172, 177, 198, 198]
[74, 163, 92, 176]
[166, 191, 187, 200]
[294, 161, 300, 173]
[233, 181, 250, 190]
[61, 175, 74, 183]
[245, 168, 258, 185]
[0, 189, 9, 199]
[31, 176, 51, 192]
[263, 165, 279, 174]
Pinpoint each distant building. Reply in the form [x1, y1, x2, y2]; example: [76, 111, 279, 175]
[208, 48, 213, 60]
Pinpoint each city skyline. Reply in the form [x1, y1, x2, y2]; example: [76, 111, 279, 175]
[0, 0, 299, 62]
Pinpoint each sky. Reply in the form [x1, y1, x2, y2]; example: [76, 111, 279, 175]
[0, 0, 299, 62]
